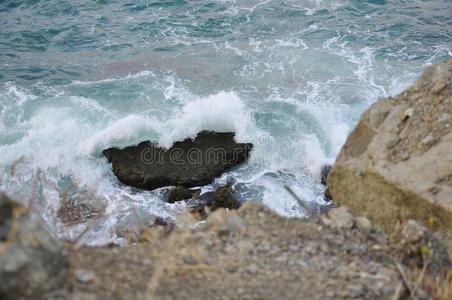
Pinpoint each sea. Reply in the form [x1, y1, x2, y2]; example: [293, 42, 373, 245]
[0, 0, 451, 245]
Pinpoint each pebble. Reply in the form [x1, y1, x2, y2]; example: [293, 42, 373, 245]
[225, 266, 238, 273]
[328, 207, 354, 229]
[401, 107, 414, 120]
[247, 264, 259, 274]
[182, 255, 198, 265]
[416, 289, 431, 300]
[75, 269, 96, 283]
[399, 151, 410, 161]
[439, 113, 451, 122]
[354, 217, 372, 232]
[385, 134, 401, 149]
[421, 134, 434, 145]
[288, 244, 299, 252]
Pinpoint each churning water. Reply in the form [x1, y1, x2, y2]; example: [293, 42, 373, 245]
[0, 0, 451, 244]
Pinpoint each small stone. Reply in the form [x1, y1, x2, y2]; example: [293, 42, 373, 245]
[328, 206, 354, 229]
[225, 266, 238, 273]
[209, 210, 245, 236]
[258, 241, 271, 252]
[167, 186, 200, 203]
[209, 186, 241, 211]
[416, 289, 430, 300]
[247, 264, 259, 274]
[399, 152, 410, 161]
[354, 217, 372, 232]
[288, 244, 299, 252]
[428, 186, 440, 195]
[182, 255, 198, 265]
[75, 269, 96, 283]
[401, 107, 414, 121]
[2, 248, 30, 272]
[227, 214, 245, 231]
[439, 113, 451, 122]
[400, 220, 425, 243]
[385, 134, 401, 149]
[421, 134, 434, 145]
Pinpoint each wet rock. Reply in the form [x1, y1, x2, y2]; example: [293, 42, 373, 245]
[186, 186, 241, 220]
[0, 195, 68, 299]
[57, 200, 102, 226]
[320, 165, 332, 186]
[103, 131, 253, 191]
[208, 186, 241, 211]
[0, 193, 13, 241]
[328, 60, 452, 234]
[154, 216, 174, 229]
[167, 186, 200, 203]
[323, 187, 332, 202]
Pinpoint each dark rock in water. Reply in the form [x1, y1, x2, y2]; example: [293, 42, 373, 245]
[208, 186, 241, 211]
[0, 193, 13, 241]
[321, 165, 333, 202]
[324, 187, 333, 202]
[186, 186, 241, 220]
[320, 165, 332, 186]
[103, 131, 253, 191]
[198, 191, 215, 205]
[0, 195, 68, 299]
[154, 216, 175, 230]
[167, 186, 200, 203]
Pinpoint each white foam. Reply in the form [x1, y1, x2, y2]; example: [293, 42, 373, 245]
[159, 91, 255, 147]
[80, 115, 162, 155]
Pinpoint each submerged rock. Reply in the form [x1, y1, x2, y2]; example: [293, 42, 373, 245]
[167, 186, 200, 203]
[0, 194, 68, 299]
[186, 186, 242, 220]
[320, 165, 332, 186]
[328, 60, 452, 234]
[208, 186, 241, 211]
[103, 131, 253, 191]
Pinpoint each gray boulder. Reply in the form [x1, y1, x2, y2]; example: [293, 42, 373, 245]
[0, 194, 68, 299]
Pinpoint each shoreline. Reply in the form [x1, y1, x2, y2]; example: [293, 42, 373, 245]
[1, 60, 451, 299]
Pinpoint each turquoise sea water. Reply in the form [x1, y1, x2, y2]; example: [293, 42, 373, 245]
[0, 0, 451, 244]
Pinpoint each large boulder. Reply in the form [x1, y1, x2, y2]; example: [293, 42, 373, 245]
[104, 131, 253, 191]
[327, 60, 452, 234]
[0, 193, 68, 299]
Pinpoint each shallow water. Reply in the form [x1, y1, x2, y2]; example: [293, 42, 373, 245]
[0, 0, 451, 245]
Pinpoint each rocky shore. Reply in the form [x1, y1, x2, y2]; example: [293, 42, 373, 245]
[1, 60, 451, 300]
[328, 60, 452, 236]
